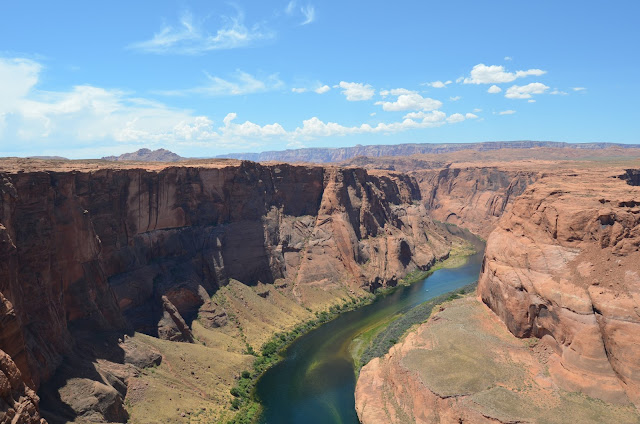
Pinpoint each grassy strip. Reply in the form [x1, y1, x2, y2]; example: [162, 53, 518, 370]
[359, 282, 478, 368]
[225, 296, 373, 423]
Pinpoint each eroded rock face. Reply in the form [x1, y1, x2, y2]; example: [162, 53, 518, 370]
[478, 169, 640, 408]
[416, 166, 537, 238]
[0, 349, 45, 424]
[0, 161, 452, 422]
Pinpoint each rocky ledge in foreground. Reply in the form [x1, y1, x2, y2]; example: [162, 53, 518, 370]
[356, 296, 640, 424]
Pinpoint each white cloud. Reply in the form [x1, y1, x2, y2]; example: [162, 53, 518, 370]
[314, 84, 330, 94]
[473, 108, 482, 113]
[465, 113, 478, 119]
[424, 80, 452, 88]
[528, 99, 536, 103]
[446, 113, 465, 123]
[300, 4, 316, 25]
[402, 110, 446, 123]
[379, 88, 414, 97]
[449, 96, 461, 101]
[292, 87, 307, 93]
[375, 93, 442, 111]
[157, 70, 283, 96]
[338, 81, 375, 101]
[463, 64, 546, 84]
[128, 10, 272, 54]
[572, 87, 586, 91]
[550, 89, 568, 95]
[369, 112, 376, 116]
[487, 85, 502, 94]
[504, 56, 513, 61]
[504, 82, 549, 99]
[0, 57, 476, 156]
[498, 110, 516, 115]
[285, 1, 296, 15]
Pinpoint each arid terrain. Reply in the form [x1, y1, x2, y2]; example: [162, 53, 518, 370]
[356, 157, 640, 423]
[1, 146, 639, 423]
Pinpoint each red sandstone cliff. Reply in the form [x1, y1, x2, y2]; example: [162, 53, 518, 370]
[478, 168, 640, 408]
[0, 161, 452, 422]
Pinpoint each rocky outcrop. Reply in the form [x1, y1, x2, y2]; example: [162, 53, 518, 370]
[0, 161, 453, 422]
[478, 168, 640, 408]
[0, 350, 45, 424]
[416, 166, 537, 238]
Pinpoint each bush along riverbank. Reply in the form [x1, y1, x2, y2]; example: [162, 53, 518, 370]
[224, 242, 479, 423]
[225, 295, 372, 424]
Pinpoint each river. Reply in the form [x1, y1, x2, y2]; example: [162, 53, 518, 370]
[255, 245, 484, 424]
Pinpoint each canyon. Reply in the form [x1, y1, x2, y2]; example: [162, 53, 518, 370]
[1, 148, 639, 423]
[356, 163, 640, 423]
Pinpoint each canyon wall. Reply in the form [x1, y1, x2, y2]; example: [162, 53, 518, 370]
[0, 161, 453, 422]
[415, 166, 537, 238]
[478, 168, 640, 408]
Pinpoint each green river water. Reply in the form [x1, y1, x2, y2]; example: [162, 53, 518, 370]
[255, 246, 484, 424]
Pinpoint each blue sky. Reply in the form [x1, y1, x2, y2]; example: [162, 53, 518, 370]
[0, 0, 638, 158]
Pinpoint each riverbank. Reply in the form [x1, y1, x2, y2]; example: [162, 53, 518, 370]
[355, 295, 640, 424]
[226, 240, 479, 423]
[254, 241, 484, 424]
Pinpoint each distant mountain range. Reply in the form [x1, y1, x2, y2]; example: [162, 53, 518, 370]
[102, 148, 183, 162]
[216, 141, 640, 163]
[97, 141, 640, 165]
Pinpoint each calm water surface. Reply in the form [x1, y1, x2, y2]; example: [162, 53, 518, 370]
[256, 249, 484, 424]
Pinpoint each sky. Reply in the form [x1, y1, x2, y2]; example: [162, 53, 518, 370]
[0, 0, 639, 158]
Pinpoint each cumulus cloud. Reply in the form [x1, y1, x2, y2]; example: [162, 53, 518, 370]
[314, 84, 330, 94]
[465, 113, 478, 119]
[463, 64, 546, 84]
[0, 57, 474, 156]
[0, 57, 290, 154]
[572, 87, 586, 91]
[292, 87, 307, 93]
[156, 70, 283, 96]
[449, 96, 461, 101]
[528, 99, 536, 103]
[424, 80, 452, 88]
[473, 108, 482, 113]
[379, 88, 414, 97]
[375, 92, 442, 111]
[487, 85, 502, 94]
[504, 56, 513, 61]
[128, 10, 272, 54]
[504, 82, 549, 99]
[338, 81, 375, 101]
[550, 89, 568, 95]
[498, 110, 516, 115]
[446, 113, 465, 123]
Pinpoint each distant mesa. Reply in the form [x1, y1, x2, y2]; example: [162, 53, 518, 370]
[102, 148, 183, 162]
[217, 140, 640, 163]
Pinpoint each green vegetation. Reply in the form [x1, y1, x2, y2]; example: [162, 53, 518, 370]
[359, 282, 477, 368]
[226, 295, 373, 423]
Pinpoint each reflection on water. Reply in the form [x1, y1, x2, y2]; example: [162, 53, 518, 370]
[256, 249, 484, 424]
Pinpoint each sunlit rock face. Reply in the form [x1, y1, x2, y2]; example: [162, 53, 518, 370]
[478, 168, 640, 408]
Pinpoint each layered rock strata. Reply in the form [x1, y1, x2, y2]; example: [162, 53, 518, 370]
[478, 168, 640, 407]
[0, 162, 452, 422]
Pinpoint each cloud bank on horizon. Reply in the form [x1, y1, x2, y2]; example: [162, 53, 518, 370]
[0, 1, 637, 158]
